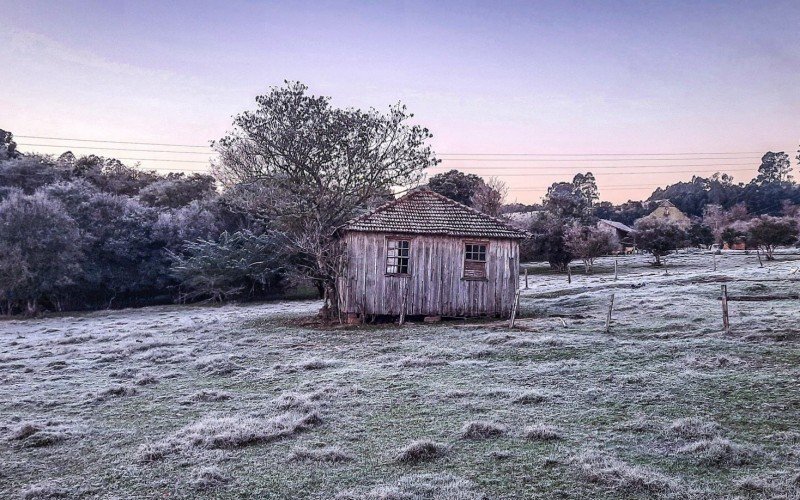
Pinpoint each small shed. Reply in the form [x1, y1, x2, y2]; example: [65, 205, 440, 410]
[336, 188, 528, 321]
[598, 219, 636, 251]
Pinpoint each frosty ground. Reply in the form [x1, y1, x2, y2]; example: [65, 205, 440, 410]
[2, 251, 800, 499]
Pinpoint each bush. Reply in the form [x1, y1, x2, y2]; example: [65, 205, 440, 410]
[564, 223, 619, 273]
[634, 218, 688, 266]
[746, 215, 798, 260]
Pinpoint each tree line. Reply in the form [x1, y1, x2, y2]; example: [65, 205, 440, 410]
[2, 82, 798, 315]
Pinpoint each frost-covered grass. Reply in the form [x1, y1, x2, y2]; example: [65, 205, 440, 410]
[2, 251, 800, 498]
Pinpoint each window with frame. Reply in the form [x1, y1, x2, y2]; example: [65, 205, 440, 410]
[463, 243, 487, 279]
[386, 239, 410, 275]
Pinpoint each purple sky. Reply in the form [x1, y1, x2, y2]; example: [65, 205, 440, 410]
[2, 0, 798, 203]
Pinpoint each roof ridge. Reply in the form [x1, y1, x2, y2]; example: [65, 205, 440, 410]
[339, 186, 529, 239]
[341, 188, 426, 228]
[419, 188, 527, 235]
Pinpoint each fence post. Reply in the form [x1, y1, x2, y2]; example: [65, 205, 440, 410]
[509, 290, 521, 328]
[721, 284, 730, 334]
[524, 268, 529, 289]
[756, 249, 764, 268]
[399, 279, 408, 326]
[614, 259, 618, 281]
[713, 253, 717, 272]
[605, 293, 615, 333]
[567, 265, 572, 284]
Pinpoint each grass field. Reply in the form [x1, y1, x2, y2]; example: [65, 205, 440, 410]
[2, 251, 800, 499]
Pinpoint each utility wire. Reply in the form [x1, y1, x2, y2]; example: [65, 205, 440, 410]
[438, 157, 760, 162]
[16, 143, 215, 155]
[14, 135, 211, 149]
[13, 134, 774, 156]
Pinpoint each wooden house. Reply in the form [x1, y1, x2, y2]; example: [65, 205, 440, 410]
[336, 188, 529, 322]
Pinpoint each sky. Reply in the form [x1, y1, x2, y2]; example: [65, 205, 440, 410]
[1, 0, 798, 203]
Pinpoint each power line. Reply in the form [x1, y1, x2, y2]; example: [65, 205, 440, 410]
[16, 143, 215, 155]
[96, 157, 210, 164]
[428, 168, 755, 177]
[437, 151, 765, 157]
[13, 135, 774, 156]
[428, 163, 755, 171]
[14, 135, 211, 149]
[438, 157, 760, 162]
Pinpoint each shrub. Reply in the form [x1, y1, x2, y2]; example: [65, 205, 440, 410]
[634, 218, 688, 266]
[394, 440, 449, 463]
[460, 420, 507, 439]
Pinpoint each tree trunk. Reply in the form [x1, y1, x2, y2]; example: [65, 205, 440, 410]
[654, 253, 662, 266]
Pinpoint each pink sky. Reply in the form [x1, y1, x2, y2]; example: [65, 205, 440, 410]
[2, 1, 798, 203]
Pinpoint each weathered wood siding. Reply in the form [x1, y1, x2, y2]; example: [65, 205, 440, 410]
[337, 232, 519, 318]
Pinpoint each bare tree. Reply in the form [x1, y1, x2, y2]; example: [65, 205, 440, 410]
[564, 223, 619, 273]
[212, 82, 438, 318]
[471, 177, 508, 217]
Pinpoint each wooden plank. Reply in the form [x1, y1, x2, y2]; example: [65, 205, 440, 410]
[721, 285, 730, 334]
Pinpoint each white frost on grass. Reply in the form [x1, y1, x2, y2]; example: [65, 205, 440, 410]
[677, 437, 758, 466]
[666, 417, 723, 440]
[394, 439, 449, 463]
[460, 420, 507, 439]
[137, 409, 321, 462]
[336, 473, 484, 500]
[571, 451, 680, 494]
[289, 445, 355, 463]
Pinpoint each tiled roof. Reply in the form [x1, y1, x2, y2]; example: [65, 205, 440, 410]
[599, 219, 635, 233]
[340, 188, 529, 239]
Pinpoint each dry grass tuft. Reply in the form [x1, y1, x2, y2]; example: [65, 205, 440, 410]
[684, 354, 746, 369]
[5, 421, 71, 448]
[273, 392, 316, 412]
[666, 417, 722, 440]
[397, 356, 448, 368]
[571, 451, 679, 494]
[522, 424, 564, 441]
[194, 355, 240, 375]
[184, 390, 232, 403]
[460, 420, 507, 439]
[677, 437, 757, 466]
[137, 409, 322, 462]
[394, 439, 449, 463]
[187, 465, 229, 491]
[615, 415, 661, 434]
[19, 481, 75, 499]
[296, 358, 339, 370]
[336, 473, 484, 500]
[289, 445, 354, 463]
[94, 384, 138, 401]
[512, 390, 548, 405]
[736, 472, 800, 497]
[134, 374, 159, 386]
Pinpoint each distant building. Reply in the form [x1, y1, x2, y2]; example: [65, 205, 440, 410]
[641, 200, 691, 227]
[597, 219, 636, 252]
[336, 188, 529, 321]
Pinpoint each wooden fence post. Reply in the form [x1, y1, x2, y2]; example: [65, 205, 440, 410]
[509, 290, 521, 328]
[721, 284, 730, 334]
[605, 293, 615, 333]
[713, 253, 717, 272]
[524, 268, 529, 289]
[614, 259, 618, 281]
[399, 279, 408, 326]
[567, 265, 572, 284]
[756, 249, 764, 268]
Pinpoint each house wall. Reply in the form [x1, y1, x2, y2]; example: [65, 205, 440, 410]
[337, 232, 519, 318]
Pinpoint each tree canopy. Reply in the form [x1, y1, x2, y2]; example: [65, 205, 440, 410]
[213, 81, 438, 315]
